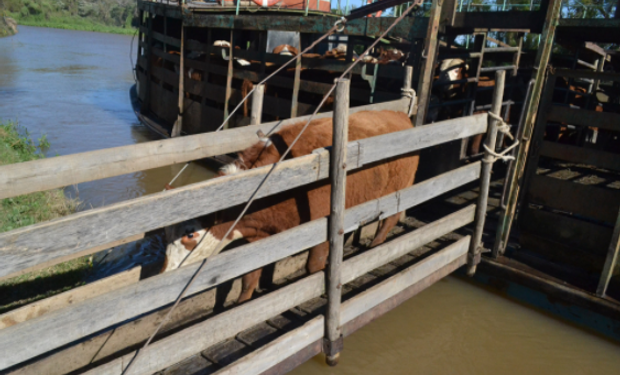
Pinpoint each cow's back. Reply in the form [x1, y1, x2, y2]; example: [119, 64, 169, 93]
[278, 111, 420, 220]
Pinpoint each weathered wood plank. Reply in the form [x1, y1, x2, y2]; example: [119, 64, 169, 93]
[342, 205, 475, 284]
[0, 267, 140, 330]
[213, 237, 470, 375]
[0, 112, 479, 279]
[0, 164, 481, 369]
[539, 141, 620, 172]
[528, 175, 620, 223]
[325, 78, 349, 362]
[555, 68, 620, 82]
[0, 233, 144, 283]
[547, 106, 620, 132]
[341, 236, 470, 325]
[0, 99, 408, 201]
[82, 222, 470, 375]
[357, 114, 487, 166]
[83, 273, 325, 375]
[519, 208, 613, 256]
[212, 316, 323, 375]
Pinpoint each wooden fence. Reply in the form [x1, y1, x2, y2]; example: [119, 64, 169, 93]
[518, 68, 620, 297]
[0, 70, 505, 374]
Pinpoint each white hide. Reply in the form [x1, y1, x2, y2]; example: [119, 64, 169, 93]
[162, 223, 243, 272]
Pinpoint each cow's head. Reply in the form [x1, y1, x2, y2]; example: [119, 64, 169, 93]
[437, 59, 469, 98]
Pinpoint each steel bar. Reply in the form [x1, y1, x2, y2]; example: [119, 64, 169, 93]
[467, 71, 505, 276]
[493, 0, 562, 256]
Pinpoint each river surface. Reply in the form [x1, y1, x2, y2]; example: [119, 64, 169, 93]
[0, 26, 215, 274]
[1, 26, 620, 374]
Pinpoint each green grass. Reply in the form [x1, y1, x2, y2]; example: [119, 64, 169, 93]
[0, 120, 90, 314]
[14, 14, 137, 35]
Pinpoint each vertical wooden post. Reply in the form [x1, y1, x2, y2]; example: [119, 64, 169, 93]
[324, 78, 350, 367]
[291, 56, 301, 118]
[493, 0, 562, 256]
[597, 208, 620, 297]
[141, 12, 154, 115]
[414, 0, 442, 127]
[250, 84, 265, 126]
[171, 23, 185, 138]
[467, 71, 505, 276]
[223, 30, 234, 130]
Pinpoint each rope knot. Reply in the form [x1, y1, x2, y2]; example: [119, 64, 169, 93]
[483, 111, 520, 164]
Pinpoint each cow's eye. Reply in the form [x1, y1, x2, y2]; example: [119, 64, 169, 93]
[187, 233, 194, 239]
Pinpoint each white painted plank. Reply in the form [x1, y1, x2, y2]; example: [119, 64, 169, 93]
[0, 267, 141, 330]
[0, 164, 479, 370]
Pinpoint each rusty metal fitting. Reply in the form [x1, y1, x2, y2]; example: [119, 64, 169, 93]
[323, 336, 344, 358]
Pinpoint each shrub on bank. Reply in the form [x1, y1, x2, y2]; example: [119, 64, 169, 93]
[0, 120, 90, 314]
[2, 0, 138, 35]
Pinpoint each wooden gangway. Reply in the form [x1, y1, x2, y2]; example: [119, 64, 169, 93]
[0, 57, 509, 373]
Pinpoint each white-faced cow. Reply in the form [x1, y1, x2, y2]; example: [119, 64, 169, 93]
[161, 110, 420, 303]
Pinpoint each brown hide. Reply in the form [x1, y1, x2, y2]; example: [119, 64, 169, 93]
[165, 111, 420, 303]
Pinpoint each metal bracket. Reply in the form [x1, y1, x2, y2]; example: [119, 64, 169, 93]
[361, 63, 379, 104]
[323, 336, 344, 357]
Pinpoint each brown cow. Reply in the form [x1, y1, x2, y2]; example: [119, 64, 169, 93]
[161, 111, 420, 303]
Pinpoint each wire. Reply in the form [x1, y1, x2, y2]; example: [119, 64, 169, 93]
[122, 4, 422, 372]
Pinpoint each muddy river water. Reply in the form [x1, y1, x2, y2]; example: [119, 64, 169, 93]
[1, 26, 619, 374]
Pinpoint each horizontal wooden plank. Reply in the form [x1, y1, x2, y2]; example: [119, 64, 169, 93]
[340, 236, 470, 325]
[357, 113, 487, 166]
[527, 175, 620, 224]
[0, 165, 480, 369]
[83, 273, 325, 375]
[547, 106, 620, 132]
[0, 97, 408, 201]
[0, 267, 141, 329]
[519, 207, 613, 256]
[342, 205, 475, 283]
[85, 232, 469, 375]
[211, 316, 324, 375]
[0, 106, 474, 279]
[0, 233, 144, 283]
[555, 68, 620, 82]
[539, 141, 620, 172]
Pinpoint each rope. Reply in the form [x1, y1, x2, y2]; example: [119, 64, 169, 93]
[125, 5, 424, 373]
[482, 111, 519, 164]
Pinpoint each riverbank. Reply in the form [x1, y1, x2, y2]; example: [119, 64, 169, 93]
[0, 121, 88, 314]
[0, 17, 18, 37]
[3, 0, 137, 35]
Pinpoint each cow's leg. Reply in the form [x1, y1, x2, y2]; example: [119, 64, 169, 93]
[238, 268, 263, 303]
[469, 134, 484, 156]
[370, 213, 401, 248]
[307, 241, 329, 274]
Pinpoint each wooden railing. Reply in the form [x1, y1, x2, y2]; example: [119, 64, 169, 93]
[0, 70, 505, 374]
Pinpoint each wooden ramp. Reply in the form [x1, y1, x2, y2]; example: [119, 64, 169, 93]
[0, 66, 508, 374]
